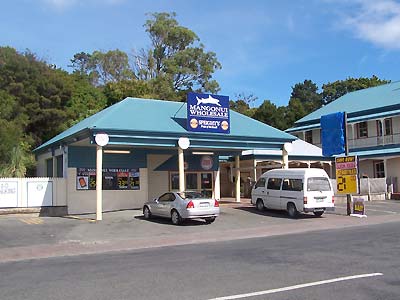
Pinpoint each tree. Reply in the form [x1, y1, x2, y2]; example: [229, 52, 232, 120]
[70, 50, 133, 86]
[133, 12, 222, 95]
[252, 100, 288, 130]
[0, 47, 108, 175]
[229, 93, 257, 117]
[321, 76, 390, 105]
[290, 79, 322, 112]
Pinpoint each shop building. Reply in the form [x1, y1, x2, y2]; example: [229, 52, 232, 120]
[34, 96, 296, 214]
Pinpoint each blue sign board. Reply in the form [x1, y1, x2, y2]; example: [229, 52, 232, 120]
[320, 112, 346, 156]
[187, 92, 230, 134]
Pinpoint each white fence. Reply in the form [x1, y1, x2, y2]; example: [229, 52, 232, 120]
[0, 178, 67, 208]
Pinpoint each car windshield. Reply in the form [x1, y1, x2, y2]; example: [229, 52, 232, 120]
[178, 192, 206, 199]
[307, 177, 331, 191]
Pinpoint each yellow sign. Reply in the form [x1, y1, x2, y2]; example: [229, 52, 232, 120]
[335, 155, 358, 194]
[336, 175, 358, 194]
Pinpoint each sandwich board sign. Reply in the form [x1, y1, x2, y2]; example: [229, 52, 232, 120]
[351, 197, 367, 218]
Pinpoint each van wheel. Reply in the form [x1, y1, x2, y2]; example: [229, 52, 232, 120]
[313, 211, 324, 217]
[256, 199, 265, 211]
[287, 203, 298, 218]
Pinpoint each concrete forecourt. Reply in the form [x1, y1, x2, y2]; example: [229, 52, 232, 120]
[0, 200, 400, 263]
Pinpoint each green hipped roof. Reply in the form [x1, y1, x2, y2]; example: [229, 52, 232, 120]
[287, 81, 400, 132]
[35, 97, 295, 153]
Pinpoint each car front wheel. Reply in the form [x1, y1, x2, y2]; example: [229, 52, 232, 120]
[171, 210, 182, 225]
[143, 206, 151, 219]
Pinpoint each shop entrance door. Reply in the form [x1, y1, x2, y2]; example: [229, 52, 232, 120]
[170, 172, 213, 197]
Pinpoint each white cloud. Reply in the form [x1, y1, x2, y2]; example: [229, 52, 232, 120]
[342, 0, 400, 50]
[43, 0, 76, 10]
[42, 0, 124, 11]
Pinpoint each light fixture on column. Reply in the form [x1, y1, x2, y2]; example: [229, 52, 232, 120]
[178, 137, 190, 150]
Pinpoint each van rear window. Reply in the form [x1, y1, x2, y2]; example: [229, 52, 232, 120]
[307, 177, 331, 191]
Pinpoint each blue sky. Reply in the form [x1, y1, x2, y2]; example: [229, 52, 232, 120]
[2, 0, 400, 107]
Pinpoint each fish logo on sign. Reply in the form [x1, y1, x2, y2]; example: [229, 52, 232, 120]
[196, 95, 221, 106]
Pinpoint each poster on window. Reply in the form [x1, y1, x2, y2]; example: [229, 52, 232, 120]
[76, 168, 140, 190]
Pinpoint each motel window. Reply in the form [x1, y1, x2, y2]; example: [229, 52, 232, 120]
[377, 119, 392, 136]
[357, 121, 368, 138]
[374, 161, 385, 178]
[305, 130, 313, 144]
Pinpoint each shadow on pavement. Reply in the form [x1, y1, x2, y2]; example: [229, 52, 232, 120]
[234, 206, 324, 219]
[134, 215, 211, 226]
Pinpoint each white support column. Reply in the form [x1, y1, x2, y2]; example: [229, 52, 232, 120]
[96, 146, 103, 221]
[351, 123, 355, 148]
[178, 148, 185, 192]
[383, 158, 388, 179]
[381, 118, 386, 146]
[214, 167, 220, 201]
[235, 155, 240, 202]
[282, 149, 289, 169]
[252, 159, 258, 181]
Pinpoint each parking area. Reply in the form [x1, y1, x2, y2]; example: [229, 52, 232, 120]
[1, 199, 400, 262]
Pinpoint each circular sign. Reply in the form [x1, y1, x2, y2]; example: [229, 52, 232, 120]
[178, 137, 190, 150]
[95, 133, 109, 146]
[221, 120, 229, 131]
[201, 155, 213, 170]
[190, 118, 198, 129]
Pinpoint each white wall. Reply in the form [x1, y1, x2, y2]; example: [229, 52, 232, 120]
[66, 168, 148, 214]
[392, 116, 400, 135]
[0, 177, 66, 208]
[147, 154, 171, 200]
[359, 160, 374, 178]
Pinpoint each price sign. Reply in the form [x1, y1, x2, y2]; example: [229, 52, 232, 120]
[335, 156, 358, 194]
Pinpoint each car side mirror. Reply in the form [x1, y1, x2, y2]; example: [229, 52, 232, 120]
[153, 198, 158, 203]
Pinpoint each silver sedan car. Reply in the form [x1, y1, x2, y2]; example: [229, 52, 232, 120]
[143, 191, 220, 225]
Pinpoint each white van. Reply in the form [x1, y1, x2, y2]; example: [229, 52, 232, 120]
[251, 168, 334, 218]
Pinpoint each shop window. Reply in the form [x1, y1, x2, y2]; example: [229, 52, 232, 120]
[186, 173, 198, 190]
[46, 158, 53, 177]
[357, 121, 368, 138]
[76, 168, 140, 190]
[56, 155, 63, 178]
[170, 173, 179, 190]
[374, 161, 385, 178]
[305, 130, 313, 144]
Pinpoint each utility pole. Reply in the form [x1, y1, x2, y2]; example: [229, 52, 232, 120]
[344, 112, 351, 216]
